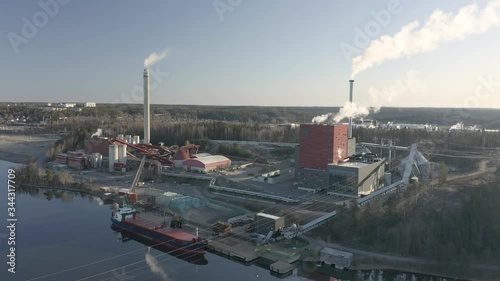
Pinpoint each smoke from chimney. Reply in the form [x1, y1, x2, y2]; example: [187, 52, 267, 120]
[351, 0, 500, 78]
[91, 128, 102, 138]
[311, 102, 369, 124]
[144, 49, 171, 69]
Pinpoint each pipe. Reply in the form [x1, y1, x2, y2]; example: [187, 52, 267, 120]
[143, 68, 150, 144]
[348, 79, 354, 139]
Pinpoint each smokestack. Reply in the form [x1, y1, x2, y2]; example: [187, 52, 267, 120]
[348, 79, 354, 139]
[143, 68, 150, 144]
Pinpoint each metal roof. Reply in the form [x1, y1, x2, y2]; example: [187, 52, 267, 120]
[183, 155, 230, 165]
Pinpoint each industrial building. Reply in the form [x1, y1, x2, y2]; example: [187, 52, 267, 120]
[253, 213, 285, 235]
[182, 155, 231, 173]
[327, 159, 385, 197]
[319, 248, 353, 269]
[298, 124, 348, 170]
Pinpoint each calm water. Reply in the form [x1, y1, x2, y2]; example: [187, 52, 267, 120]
[0, 160, 460, 281]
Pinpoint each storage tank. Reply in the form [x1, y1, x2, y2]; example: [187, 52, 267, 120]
[125, 135, 132, 144]
[90, 154, 97, 168]
[384, 172, 392, 186]
[108, 144, 119, 172]
[133, 135, 140, 144]
[117, 134, 124, 140]
[97, 153, 102, 167]
[118, 144, 127, 164]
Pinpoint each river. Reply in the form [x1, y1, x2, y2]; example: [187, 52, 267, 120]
[0, 160, 462, 281]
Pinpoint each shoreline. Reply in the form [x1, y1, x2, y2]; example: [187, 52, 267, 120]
[0, 133, 60, 164]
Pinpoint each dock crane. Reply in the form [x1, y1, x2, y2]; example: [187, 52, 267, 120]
[123, 155, 147, 207]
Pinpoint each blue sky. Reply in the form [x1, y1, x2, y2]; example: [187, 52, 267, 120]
[1, 0, 500, 107]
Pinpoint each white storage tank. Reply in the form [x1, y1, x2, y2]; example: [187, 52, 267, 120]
[109, 144, 119, 172]
[125, 135, 132, 144]
[97, 153, 102, 167]
[118, 144, 127, 164]
[92, 154, 98, 168]
[117, 134, 124, 140]
[133, 135, 140, 144]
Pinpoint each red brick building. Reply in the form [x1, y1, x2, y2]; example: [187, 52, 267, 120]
[298, 124, 348, 170]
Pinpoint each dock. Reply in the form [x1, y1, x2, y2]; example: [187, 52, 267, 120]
[207, 236, 259, 262]
[270, 260, 294, 275]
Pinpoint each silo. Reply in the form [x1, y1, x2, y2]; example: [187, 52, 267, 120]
[118, 144, 127, 164]
[91, 154, 97, 168]
[97, 153, 102, 167]
[109, 144, 119, 172]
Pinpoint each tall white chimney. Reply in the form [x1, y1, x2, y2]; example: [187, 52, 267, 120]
[348, 79, 354, 139]
[143, 68, 150, 144]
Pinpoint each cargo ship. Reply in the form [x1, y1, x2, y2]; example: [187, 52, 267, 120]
[111, 206, 207, 255]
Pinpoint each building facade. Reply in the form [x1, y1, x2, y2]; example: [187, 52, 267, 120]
[327, 160, 385, 197]
[298, 124, 348, 170]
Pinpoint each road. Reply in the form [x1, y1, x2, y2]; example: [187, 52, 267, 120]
[301, 235, 500, 272]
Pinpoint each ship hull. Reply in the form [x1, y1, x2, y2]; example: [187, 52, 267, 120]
[111, 219, 206, 255]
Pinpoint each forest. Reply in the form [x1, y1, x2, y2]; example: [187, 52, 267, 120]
[313, 169, 500, 267]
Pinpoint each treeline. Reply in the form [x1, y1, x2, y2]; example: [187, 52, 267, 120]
[353, 127, 500, 150]
[17, 162, 85, 188]
[314, 170, 500, 266]
[104, 118, 299, 146]
[45, 125, 95, 160]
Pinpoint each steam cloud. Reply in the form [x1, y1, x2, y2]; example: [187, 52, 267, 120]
[145, 251, 169, 281]
[91, 128, 102, 138]
[311, 102, 369, 124]
[351, 0, 500, 78]
[144, 49, 171, 69]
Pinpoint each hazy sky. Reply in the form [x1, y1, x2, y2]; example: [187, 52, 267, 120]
[1, 0, 500, 108]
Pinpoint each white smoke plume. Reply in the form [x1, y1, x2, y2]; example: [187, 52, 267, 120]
[369, 69, 425, 112]
[336, 147, 344, 159]
[351, 0, 500, 78]
[145, 251, 169, 281]
[333, 102, 370, 123]
[144, 49, 171, 69]
[311, 102, 370, 124]
[311, 113, 333, 124]
[91, 128, 102, 138]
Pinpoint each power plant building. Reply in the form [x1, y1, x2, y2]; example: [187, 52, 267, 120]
[298, 124, 348, 170]
[327, 160, 385, 197]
